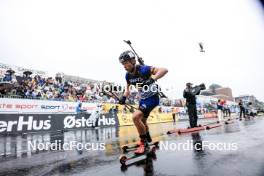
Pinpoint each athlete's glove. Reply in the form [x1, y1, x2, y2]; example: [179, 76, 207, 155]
[142, 78, 156, 85]
[119, 96, 127, 105]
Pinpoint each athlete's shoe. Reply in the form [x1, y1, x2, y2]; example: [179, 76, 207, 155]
[134, 140, 148, 155]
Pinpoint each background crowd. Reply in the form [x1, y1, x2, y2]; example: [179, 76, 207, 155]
[0, 69, 106, 102]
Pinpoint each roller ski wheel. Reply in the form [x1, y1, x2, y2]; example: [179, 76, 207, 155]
[122, 146, 129, 153]
[119, 155, 127, 166]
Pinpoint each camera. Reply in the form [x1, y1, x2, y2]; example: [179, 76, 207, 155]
[192, 83, 206, 95]
[195, 83, 206, 90]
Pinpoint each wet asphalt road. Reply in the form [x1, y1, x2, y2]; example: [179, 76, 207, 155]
[0, 115, 264, 176]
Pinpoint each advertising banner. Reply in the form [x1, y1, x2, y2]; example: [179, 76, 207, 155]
[102, 103, 174, 126]
[0, 113, 117, 134]
[0, 98, 97, 114]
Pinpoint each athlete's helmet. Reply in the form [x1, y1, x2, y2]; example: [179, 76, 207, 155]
[119, 50, 135, 63]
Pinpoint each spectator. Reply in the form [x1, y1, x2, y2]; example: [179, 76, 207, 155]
[3, 74, 12, 82]
[238, 100, 246, 120]
[3, 69, 16, 82]
[217, 99, 224, 121]
[76, 102, 86, 114]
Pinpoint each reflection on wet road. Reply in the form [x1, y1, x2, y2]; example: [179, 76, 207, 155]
[0, 116, 264, 176]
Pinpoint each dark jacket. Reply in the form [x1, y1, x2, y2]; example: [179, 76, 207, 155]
[183, 87, 200, 106]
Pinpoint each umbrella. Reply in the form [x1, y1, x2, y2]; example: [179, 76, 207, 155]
[6, 69, 15, 74]
[23, 71, 32, 77]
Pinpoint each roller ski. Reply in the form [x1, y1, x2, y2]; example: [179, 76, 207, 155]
[167, 121, 222, 135]
[224, 118, 235, 124]
[167, 124, 206, 135]
[119, 140, 157, 166]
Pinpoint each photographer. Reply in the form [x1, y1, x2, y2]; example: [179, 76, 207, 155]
[183, 83, 206, 128]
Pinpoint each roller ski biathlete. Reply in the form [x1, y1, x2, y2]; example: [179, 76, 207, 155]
[118, 40, 168, 159]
